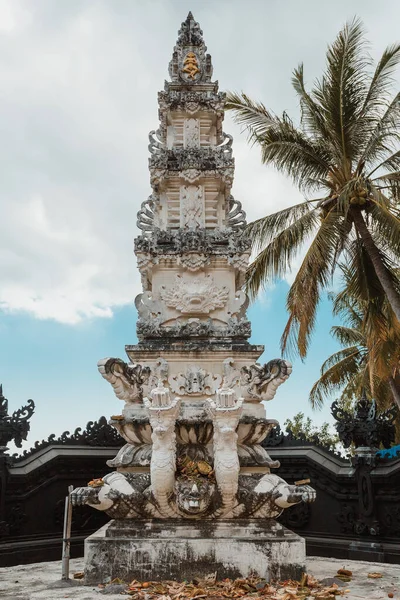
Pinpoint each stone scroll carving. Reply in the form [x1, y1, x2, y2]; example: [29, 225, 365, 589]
[136, 195, 161, 236]
[160, 274, 229, 315]
[226, 195, 247, 230]
[97, 358, 151, 403]
[148, 129, 166, 155]
[241, 359, 293, 401]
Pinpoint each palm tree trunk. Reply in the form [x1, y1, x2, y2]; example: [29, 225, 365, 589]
[388, 377, 400, 411]
[352, 208, 400, 322]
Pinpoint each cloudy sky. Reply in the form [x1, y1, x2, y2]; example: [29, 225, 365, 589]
[1, 0, 399, 448]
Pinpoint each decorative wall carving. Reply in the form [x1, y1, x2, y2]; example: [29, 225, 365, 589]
[149, 357, 169, 389]
[183, 119, 200, 148]
[149, 146, 234, 175]
[12, 416, 123, 461]
[180, 168, 201, 183]
[222, 358, 241, 390]
[169, 365, 222, 396]
[160, 274, 229, 314]
[227, 290, 249, 319]
[178, 253, 209, 272]
[332, 391, 397, 449]
[180, 185, 204, 229]
[135, 291, 163, 324]
[0, 385, 35, 452]
[136, 316, 251, 340]
[135, 228, 251, 257]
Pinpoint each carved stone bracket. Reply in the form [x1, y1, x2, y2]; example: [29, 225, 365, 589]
[241, 359, 292, 401]
[98, 358, 151, 403]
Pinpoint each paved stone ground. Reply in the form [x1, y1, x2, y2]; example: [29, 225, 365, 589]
[0, 556, 399, 599]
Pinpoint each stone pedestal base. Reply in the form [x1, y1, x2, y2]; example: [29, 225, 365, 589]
[84, 519, 306, 584]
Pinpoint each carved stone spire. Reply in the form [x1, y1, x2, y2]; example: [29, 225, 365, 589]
[169, 12, 213, 85]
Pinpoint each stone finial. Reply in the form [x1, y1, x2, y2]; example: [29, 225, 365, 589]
[177, 12, 206, 48]
[331, 390, 397, 450]
[169, 12, 213, 84]
[150, 381, 172, 408]
[0, 385, 35, 453]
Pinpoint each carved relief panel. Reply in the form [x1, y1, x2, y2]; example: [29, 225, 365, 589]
[160, 273, 229, 315]
[183, 118, 200, 149]
[180, 185, 205, 229]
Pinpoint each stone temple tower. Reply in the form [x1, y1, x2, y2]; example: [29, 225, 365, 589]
[127, 11, 287, 419]
[72, 13, 315, 584]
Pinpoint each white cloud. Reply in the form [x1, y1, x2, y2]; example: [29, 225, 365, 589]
[0, 0, 399, 323]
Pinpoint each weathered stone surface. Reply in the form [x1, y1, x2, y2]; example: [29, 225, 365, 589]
[72, 11, 314, 585]
[1, 557, 400, 600]
[84, 519, 306, 584]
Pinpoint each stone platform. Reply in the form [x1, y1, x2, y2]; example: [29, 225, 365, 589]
[2, 556, 400, 600]
[84, 519, 305, 584]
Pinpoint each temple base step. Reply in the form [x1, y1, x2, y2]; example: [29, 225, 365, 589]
[84, 519, 306, 584]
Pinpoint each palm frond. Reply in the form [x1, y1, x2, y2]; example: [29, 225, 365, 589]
[225, 92, 276, 142]
[357, 93, 400, 172]
[281, 210, 343, 357]
[309, 347, 362, 409]
[292, 63, 332, 144]
[258, 119, 332, 192]
[361, 44, 400, 116]
[246, 200, 317, 253]
[313, 18, 370, 165]
[245, 207, 320, 299]
[367, 149, 400, 177]
[369, 198, 400, 256]
[331, 325, 366, 347]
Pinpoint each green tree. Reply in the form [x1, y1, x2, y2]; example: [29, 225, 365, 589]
[227, 19, 400, 358]
[284, 412, 339, 451]
[310, 266, 400, 410]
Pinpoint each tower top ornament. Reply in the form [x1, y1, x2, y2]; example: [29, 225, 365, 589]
[169, 12, 213, 85]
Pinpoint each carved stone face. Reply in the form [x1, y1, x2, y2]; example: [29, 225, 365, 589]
[175, 477, 215, 515]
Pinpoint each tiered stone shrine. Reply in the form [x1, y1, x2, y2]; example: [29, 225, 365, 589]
[72, 13, 315, 583]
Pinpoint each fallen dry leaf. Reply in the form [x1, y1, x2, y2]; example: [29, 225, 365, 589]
[368, 572, 383, 579]
[337, 569, 352, 577]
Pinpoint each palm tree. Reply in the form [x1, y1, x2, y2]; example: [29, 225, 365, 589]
[309, 266, 400, 410]
[226, 19, 400, 358]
